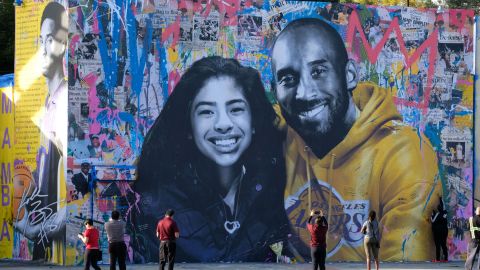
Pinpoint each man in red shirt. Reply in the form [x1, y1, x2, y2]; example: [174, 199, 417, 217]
[307, 209, 328, 270]
[156, 209, 180, 270]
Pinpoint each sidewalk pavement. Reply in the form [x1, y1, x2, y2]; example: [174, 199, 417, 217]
[0, 260, 466, 270]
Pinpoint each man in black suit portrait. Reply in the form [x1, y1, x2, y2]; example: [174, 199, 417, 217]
[71, 162, 93, 197]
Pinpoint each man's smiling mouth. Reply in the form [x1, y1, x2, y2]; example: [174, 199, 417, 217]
[298, 101, 328, 119]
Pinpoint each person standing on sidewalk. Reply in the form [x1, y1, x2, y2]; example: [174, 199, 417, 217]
[307, 209, 328, 270]
[105, 210, 127, 270]
[157, 209, 180, 270]
[78, 219, 101, 270]
[361, 210, 380, 270]
[466, 207, 480, 270]
[431, 198, 448, 262]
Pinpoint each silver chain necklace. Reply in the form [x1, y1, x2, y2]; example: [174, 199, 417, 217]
[222, 166, 245, 234]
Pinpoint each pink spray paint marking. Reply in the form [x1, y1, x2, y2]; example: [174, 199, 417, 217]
[161, 16, 181, 48]
[448, 9, 474, 31]
[346, 10, 438, 114]
[162, 0, 241, 48]
[211, 0, 241, 26]
[83, 72, 102, 135]
[92, 10, 99, 34]
[168, 69, 181, 95]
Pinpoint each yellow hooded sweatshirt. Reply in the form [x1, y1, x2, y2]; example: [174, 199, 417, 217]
[280, 82, 441, 261]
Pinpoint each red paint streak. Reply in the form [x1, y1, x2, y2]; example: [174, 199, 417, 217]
[70, 35, 80, 56]
[131, 2, 138, 16]
[346, 10, 438, 113]
[168, 69, 181, 95]
[123, 147, 132, 159]
[161, 16, 180, 48]
[211, 0, 240, 26]
[448, 9, 474, 30]
[178, 0, 196, 13]
[115, 134, 125, 146]
[181, 0, 241, 24]
[19, 239, 31, 260]
[164, 0, 241, 47]
[67, 156, 74, 169]
[83, 72, 102, 135]
[92, 10, 99, 34]
[97, 198, 114, 212]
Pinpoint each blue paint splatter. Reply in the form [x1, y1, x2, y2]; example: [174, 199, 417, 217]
[126, 5, 153, 96]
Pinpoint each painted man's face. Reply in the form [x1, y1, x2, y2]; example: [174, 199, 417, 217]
[39, 18, 65, 78]
[190, 76, 252, 168]
[81, 164, 90, 174]
[272, 28, 351, 139]
[92, 138, 100, 148]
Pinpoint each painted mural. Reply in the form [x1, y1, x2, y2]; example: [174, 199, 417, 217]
[13, 0, 68, 264]
[475, 15, 480, 224]
[0, 74, 15, 259]
[65, 0, 474, 264]
[10, 0, 475, 265]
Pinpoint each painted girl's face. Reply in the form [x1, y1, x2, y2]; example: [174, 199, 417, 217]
[190, 76, 252, 168]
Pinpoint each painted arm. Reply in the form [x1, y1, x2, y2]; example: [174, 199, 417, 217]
[378, 130, 440, 261]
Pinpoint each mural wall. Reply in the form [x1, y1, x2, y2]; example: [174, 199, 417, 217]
[13, 0, 68, 264]
[475, 14, 480, 217]
[0, 74, 14, 259]
[12, 0, 475, 265]
[65, 0, 475, 263]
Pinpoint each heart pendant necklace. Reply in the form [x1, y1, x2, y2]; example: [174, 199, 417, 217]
[222, 166, 245, 235]
[224, 220, 241, 234]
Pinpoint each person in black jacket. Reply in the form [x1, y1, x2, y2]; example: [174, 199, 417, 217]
[431, 198, 448, 262]
[133, 56, 289, 262]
